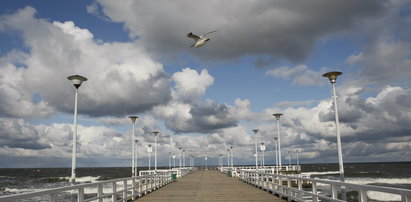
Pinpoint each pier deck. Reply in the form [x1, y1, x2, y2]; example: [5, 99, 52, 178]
[135, 170, 284, 201]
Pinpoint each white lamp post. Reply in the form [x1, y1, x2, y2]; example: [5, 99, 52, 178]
[179, 147, 182, 169]
[296, 149, 300, 169]
[273, 113, 283, 172]
[323, 71, 345, 181]
[134, 139, 139, 176]
[183, 149, 186, 168]
[230, 146, 234, 168]
[252, 129, 259, 170]
[172, 153, 176, 168]
[260, 143, 266, 167]
[226, 148, 230, 167]
[288, 151, 291, 167]
[67, 75, 87, 185]
[147, 144, 152, 170]
[152, 131, 159, 172]
[323, 71, 345, 200]
[274, 137, 278, 174]
[129, 116, 138, 177]
[168, 152, 171, 169]
[205, 157, 208, 170]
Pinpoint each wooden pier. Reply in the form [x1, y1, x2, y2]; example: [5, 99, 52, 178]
[134, 170, 284, 201]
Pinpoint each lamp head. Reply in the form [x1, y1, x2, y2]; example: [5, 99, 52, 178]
[273, 113, 283, 120]
[322, 71, 342, 84]
[274, 137, 278, 141]
[129, 116, 138, 123]
[67, 75, 87, 89]
[252, 129, 259, 134]
[152, 131, 160, 136]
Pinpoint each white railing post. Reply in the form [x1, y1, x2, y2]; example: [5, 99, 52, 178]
[132, 178, 136, 199]
[287, 177, 292, 201]
[112, 181, 117, 202]
[312, 182, 318, 202]
[123, 180, 127, 202]
[98, 184, 103, 202]
[331, 184, 338, 199]
[297, 179, 303, 199]
[78, 188, 84, 202]
[359, 189, 368, 202]
[403, 194, 411, 202]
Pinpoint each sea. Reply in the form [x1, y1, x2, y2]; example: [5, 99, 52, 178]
[0, 162, 410, 201]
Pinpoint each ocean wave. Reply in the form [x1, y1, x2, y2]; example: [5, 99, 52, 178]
[345, 177, 411, 185]
[301, 171, 340, 176]
[61, 176, 101, 183]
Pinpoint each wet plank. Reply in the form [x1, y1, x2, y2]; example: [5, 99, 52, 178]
[134, 170, 284, 201]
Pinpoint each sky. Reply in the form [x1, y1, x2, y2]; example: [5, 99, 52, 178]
[0, 0, 410, 168]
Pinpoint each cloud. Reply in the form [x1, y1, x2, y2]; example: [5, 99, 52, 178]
[266, 65, 324, 86]
[0, 118, 50, 150]
[93, 0, 385, 63]
[172, 68, 214, 102]
[0, 7, 171, 117]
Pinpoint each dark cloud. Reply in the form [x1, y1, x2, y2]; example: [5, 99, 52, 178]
[96, 0, 385, 63]
[0, 118, 50, 150]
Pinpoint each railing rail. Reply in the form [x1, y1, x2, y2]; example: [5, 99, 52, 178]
[0, 172, 172, 202]
[236, 169, 411, 202]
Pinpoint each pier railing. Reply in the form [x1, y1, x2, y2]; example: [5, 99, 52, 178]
[220, 165, 301, 177]
[139, 167, 195, 178]
[238, 169, 411, 202]
[0, 171, 172, 202]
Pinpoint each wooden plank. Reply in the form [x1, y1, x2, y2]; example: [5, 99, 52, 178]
[135, 170, 285, 201]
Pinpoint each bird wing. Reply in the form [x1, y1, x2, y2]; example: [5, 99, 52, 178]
[204, 30, 218, 36]
[187, 32, 201, 40]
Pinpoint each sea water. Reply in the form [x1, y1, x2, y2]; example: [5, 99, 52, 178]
[1, 162, 410, 201]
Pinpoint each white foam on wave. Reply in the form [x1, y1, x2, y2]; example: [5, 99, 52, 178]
[302, 171, 340, 176]
[345, 177, 411, 185]
[62, 176, 101, 183]
[4, 187, 42, 194]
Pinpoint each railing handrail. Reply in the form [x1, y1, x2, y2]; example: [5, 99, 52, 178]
[0, 171, 172, 201]
[237, 169, 411, 201]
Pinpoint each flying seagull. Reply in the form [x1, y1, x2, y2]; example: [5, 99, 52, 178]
[187, 30, 218, 47]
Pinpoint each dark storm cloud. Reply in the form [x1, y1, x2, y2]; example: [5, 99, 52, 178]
[95, 0, 385, 63]
[162, 101, 238, 133]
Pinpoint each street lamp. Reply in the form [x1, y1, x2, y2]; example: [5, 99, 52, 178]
[172, 153, 176, 168]
[296, 150, 300, 169]
[273, 113, 283, 172]
[134, 139, 139, 176]
[205, 157, 208, 170]
[274, 137, 278, 174]
[129, 116, 138, 177]
[260, 143, 266, 167]
[230, 146, 234, 168]
[147, 144, 152, 170]
[152, 131, 159, 172]
[178, 147, 182, 169]
[288, 151, 291, 167]
[226, 148, 230, 167]
[323, 71, 345, 182]
[168, 152, 171, 170]
[252, 129, 259, 170]
[323, 71, 345, 200]
[67, 74, 87, 184]
[183, 149, 186, 168]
